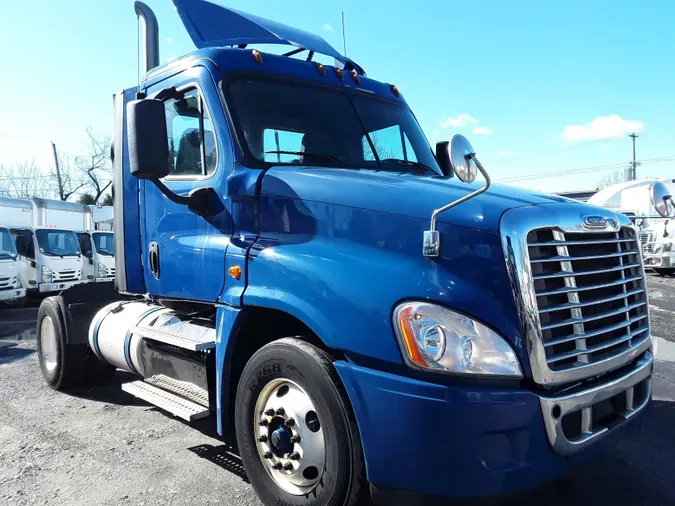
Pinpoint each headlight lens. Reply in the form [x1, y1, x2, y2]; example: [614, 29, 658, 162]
[98, 263, 107, 277]
[664, 243, 673, 252]
[393, 301, 522, 377]
[41, 266, 53, 283]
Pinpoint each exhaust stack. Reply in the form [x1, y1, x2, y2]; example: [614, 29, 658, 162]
[134, 1, 160, 74]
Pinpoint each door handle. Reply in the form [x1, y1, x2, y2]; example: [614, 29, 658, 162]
[149, 241, 160, 279]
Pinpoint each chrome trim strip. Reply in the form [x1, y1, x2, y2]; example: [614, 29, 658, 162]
[539, 351, 652, 455]
[500, 203, 652, 385]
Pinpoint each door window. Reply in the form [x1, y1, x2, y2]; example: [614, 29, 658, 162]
[77, 233, 93, 259]
[164, 88, 217, 177]
[10, 230, 35, 260]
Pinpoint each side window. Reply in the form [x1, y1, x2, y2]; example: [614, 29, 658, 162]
[362, 125, 418, 162]
[164, 88, 217, 177]
[263, 129, 304, 163]
[77, 234, 93, 259]
[11, 230, 35, 260]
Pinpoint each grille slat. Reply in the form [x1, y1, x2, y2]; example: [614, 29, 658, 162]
[528, 226, 649, 373]
[530, 250, 640, 263]
[533, 262, 642, 280]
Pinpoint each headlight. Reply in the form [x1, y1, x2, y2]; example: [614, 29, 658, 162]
[98, 263, 107, 277]
[41, 266, 53, 283]
[393, 301, 522, 377]
[15, 272, 21, 288]
[665, 243, 673, 252]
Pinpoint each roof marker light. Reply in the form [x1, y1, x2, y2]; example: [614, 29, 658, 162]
[351, 71, 360, 85]
[316, 63, 326, 76]
[390, 84, 400, 97]
[252, 49, 263, 64]
[335, 68, 344, 81]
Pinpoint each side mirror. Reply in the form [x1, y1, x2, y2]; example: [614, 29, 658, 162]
[449, 135, 478, 183]
[127, 98, 170, 180]
[650, 182, 674, 218]
[435, 141, 453, 177]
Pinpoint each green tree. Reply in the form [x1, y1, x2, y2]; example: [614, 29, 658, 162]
[101, 193, 113, 206]
[78, 193, 96, 205]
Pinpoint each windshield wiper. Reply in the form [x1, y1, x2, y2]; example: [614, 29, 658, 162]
[265, 150, 349, 167]
[379, 158, 436, 174]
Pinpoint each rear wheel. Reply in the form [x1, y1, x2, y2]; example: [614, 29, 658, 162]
[235, 338, 365, 506]
[37, 297, 116, 390]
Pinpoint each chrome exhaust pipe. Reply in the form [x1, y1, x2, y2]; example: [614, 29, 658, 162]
[134, 1, 159, 74]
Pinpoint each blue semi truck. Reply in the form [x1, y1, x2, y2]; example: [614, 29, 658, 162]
[37, 1, 655, 504]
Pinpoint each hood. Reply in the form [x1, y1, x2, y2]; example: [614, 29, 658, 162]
[261, 167, 569, 232]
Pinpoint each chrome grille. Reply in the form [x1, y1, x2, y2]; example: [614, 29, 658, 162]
[639, 232, 654, 254]
[528, 227, 650, 374]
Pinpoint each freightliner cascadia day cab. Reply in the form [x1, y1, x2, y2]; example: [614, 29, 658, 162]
[0, 226, 27, 308]
[37, 2, 660, 505]
[1, 197, 88, 294]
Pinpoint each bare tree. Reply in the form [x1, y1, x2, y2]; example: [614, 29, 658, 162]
[75, 128, 112, 204]
[0, 160, 54, 199]
[596, 169, 627, 189]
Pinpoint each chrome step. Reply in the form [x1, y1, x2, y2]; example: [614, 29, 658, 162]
[122, 380, 210, 422]
[145, 374, 209, 408]
[130, 324, 216, 351]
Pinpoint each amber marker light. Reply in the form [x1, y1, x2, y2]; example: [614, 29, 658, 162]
[397, 306, 428, 367]
[252, 49, 263, 64]
[228, 265, 242, 280]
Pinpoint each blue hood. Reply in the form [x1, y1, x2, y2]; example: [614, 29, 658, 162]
[261, 167, 569, 232]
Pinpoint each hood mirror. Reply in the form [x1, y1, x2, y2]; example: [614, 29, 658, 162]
[450, 135, 478, 183]
[423, 135, 492, 257]
[650, 182, 673, 218]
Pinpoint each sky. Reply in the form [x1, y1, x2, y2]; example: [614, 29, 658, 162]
[0, 0, 673, 193]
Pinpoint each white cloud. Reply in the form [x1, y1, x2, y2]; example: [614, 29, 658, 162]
[472, 126, 492, 135]
[166, 37, 174, 45]
[562, 114, 645, 142]
[440, 113, 478, 129]
[499, 150, 515, 158]
[323, 23, 333, 31]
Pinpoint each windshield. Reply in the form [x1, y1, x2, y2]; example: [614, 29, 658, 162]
[92, 232, 115, 256]
[0, 228, 17, 260]
[35, 229, 81, 257]
[226, 77, 441, 174]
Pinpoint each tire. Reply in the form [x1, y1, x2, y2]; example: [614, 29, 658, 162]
[1, 296, 26, 309]
[235, 338, 365, 506]
[36, 297, 116, 390]
[654, 268, 675, 276]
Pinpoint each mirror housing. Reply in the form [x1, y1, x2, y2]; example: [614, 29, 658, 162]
[435, 141, 453, 177]
[650, 182, 673, 218]
[127, 98, 169, 180]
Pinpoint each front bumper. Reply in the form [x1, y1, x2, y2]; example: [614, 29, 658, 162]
[0, 288, 26, 302]
[95, 277, 115, 283]
[335, 357, 651, 500]
[39, 280, 84, 293]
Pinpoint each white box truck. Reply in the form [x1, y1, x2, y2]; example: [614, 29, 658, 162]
[0, 225, 27, 307]
[77, 230, 115, 282]
[1, 197, 88, 294]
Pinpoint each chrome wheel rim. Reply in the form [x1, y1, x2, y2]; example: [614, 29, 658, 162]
[40, 316, 58, 374]
[254, 378, 325, 495]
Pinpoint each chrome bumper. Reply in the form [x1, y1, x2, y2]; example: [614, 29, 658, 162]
[539, 351, 652, 456]
[39, 280, 84, 293]
[0, 288, 26, 301]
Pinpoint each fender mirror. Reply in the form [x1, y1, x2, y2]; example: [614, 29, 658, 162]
[650, 182, 674, 218]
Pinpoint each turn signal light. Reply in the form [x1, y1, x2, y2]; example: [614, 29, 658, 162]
[396, 305, 428, 368]
[228, 265, 242, 280]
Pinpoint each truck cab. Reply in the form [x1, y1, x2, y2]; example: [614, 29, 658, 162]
[11, 227, 84, 294]
[0, 226, 26, 307]
[34, 2, 654, 505]
[77, 231, 115, 282]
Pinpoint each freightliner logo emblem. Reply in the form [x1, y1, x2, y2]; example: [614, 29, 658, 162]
[583, 215, 618, 229]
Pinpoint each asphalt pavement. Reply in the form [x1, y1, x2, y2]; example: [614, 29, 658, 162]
[0, 273, 674, 505]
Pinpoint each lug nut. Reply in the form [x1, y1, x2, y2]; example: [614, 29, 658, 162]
[290, 435, 301, 444]
[289, 452, 300, 461]
[259, 419, 269, 427]
[263, 451, 273, 459]
[276, 407, 285, 416]
[272, 463, 283, 470]
[285, 418, 295, 427]
[283, 463, 294, 471]
[258, 435, 268, 443]
[265, 409, 275, 416]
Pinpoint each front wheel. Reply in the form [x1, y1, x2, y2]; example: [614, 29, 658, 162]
[235, 338, 365, 506]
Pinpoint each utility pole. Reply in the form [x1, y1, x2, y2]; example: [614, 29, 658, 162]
[51, 141, 64, 200]
[627, 132, 639, 181]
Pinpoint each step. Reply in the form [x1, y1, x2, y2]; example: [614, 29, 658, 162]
[145, 374, 209, 408]
[130, 325, 216, 352]
[122, 380, 210, 422]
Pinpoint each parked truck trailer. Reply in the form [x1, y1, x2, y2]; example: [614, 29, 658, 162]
[36, 2, 656, 505]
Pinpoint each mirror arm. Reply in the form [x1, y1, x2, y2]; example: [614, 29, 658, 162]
[150, 179, 218, 218]
[151, 179, 191, 206]
[423, 154, 491, 258]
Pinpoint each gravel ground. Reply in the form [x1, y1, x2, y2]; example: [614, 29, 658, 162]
[1, 273, 674, 506]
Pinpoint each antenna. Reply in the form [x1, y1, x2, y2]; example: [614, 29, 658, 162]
[341, 11, 347, 56]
